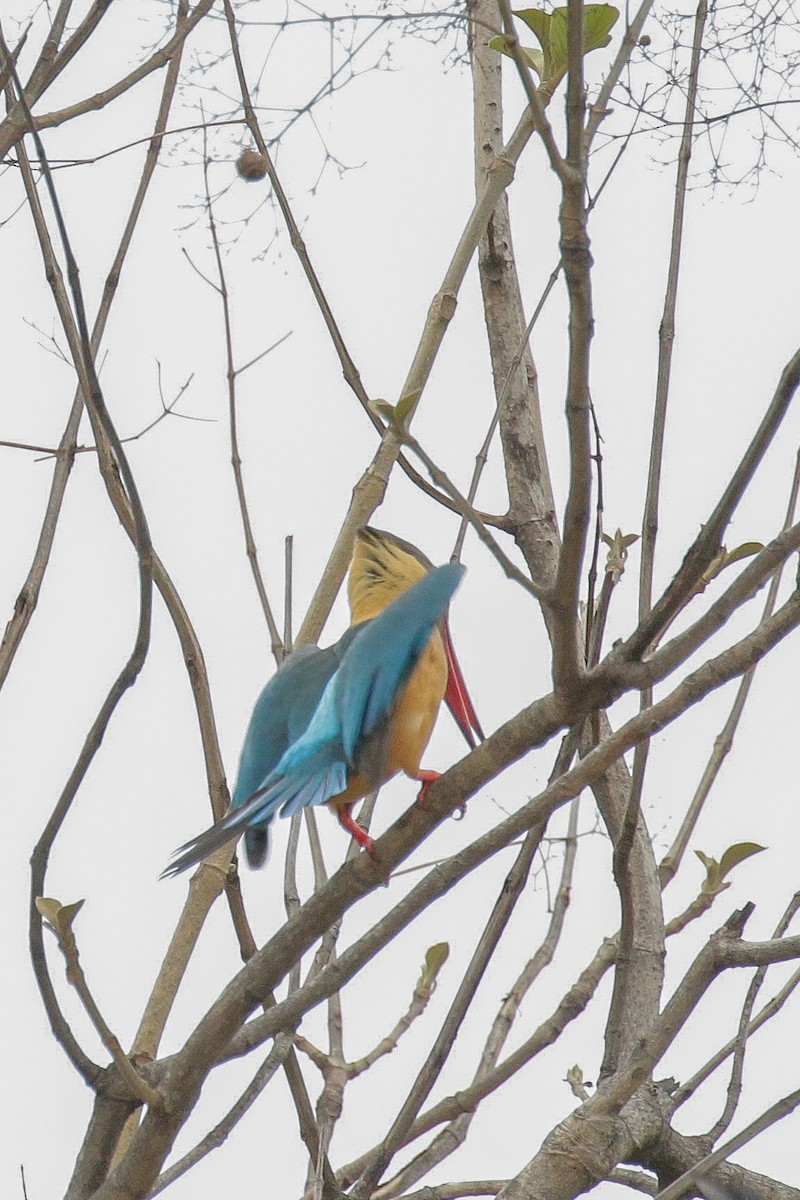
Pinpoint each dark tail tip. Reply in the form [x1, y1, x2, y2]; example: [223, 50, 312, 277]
[244, 825, 271, 870]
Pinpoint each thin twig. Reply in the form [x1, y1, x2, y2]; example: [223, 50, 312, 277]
[705, 892, 800, 1143]
[284, 810, 340, 1199]
[0, 1, 215, 160]
[285, 534, 294, 651]
[626, 0, 709, 885]
[30, 368, 204, 463]
[149, 1034, 295, 1194]
[614, 517, 800, 693]
[623, 342, 800, 660]
[396, 426, 542, 598]
[201, 122, 284, 661]
[586, 0, 657, 145]
[638, 0, 708, 628]
[41, 911, 161, 1108]
[674, 961, 800, 1108]
[1, 116, 245, 169]
[347, 986, 439, 1080]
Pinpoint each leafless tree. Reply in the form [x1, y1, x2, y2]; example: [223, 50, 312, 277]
[3, 2, 800, 1199]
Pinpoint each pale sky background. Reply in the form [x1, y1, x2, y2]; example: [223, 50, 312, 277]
[2, 2, 800, 1197]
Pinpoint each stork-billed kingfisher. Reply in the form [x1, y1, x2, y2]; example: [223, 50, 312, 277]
[163, 527, 482, 876]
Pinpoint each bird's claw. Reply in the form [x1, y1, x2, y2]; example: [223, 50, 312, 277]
[414, 769, 442, 804]
[338, 807, 375, 855]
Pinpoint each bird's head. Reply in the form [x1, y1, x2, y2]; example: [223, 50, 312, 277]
[349, 526, 433, 621]
[349, 526, 484, 748]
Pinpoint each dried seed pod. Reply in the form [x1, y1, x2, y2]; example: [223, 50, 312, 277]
[236, 150, 269, 181]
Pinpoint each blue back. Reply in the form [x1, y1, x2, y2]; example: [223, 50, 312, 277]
[279, 563, 464, 775]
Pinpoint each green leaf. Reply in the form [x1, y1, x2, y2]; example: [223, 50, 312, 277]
[723, 542, 764, 567]
[719, 842, 765, 879]
[694, 850, 728, 896]
[487, 35, 545, 77]
[698, 541, 764, 592]
[581, 4, 620, 52]
[424, 942, 449, 975]
[695, 843, 765, 896]
[512, 6, 619, 79]
[369, 389, 421, 435]
[513, 8, 552, 45]
[416, 941, 450, 997]
[512, 9, 554, 76]
[549, 9, 569, 75]
[369, 399, 395, 424]
[35, 895, 85, 938]
[394, 388, 422, 429]
[59, 899, 85, 931]
[35, 897, 63, 929]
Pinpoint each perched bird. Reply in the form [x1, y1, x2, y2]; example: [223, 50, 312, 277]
[163, 527, 482, 877]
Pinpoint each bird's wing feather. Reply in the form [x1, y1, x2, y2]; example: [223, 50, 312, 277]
[277, 762, 348, 817]
[232, 642, 346, 808]
[338, 562, 464, 762]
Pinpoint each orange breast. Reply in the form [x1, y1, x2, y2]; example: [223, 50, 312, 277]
[386, 627, 448, 774]
[328, 627, 448, 814]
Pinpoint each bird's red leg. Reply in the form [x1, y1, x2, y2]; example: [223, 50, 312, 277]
[337, 805, 375, 855]
[412, 769, 441, 804]
[411, 769, 466, 816]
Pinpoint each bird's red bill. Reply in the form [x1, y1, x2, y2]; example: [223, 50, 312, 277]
[441, 619, 484, 748]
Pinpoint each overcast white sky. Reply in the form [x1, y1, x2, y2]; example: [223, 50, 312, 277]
[2, 3, 800, 1197]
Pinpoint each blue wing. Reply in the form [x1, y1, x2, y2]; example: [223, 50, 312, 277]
[162, 640, 353, 876]
[162, 563, 464, 876]
[232, 639, 357, 866]
[279, 562, 465, 774]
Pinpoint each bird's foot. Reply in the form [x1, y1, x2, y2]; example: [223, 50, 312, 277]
[338, 808, 375, 855]
[414, 769, 441, 804]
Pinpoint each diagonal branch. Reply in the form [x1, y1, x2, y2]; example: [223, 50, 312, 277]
[655, 1085, 800, 1200]
[659, 447, 800, 885]
[624, 344, 800, 658]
